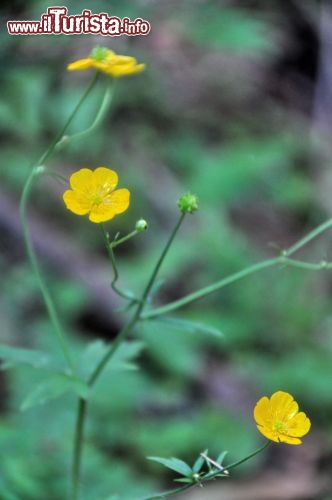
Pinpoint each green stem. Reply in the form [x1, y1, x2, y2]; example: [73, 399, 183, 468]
[142, 258, 279, 319]
[111, 229, 139, 248]
[101, 224, 136, 301]
[19, 72, 101, 372]
[72, 398, 87, 500]
[284, 217, 332, 257]
[140, 213, 186, 306]
[88, 213, 186, 387]
[280, 256, 332, 271]
[20, 169, 74, 372]
[142, 253, 332, 320]
[39, 72, 99, 166]
[70, 214, 186, 498]
[142, 483, 193, 500]
[222, 441, 271, 472]
[65, 78, 115, 143]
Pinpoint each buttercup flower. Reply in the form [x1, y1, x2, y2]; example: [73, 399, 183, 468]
[254, 390, 311, 445]
[63, 167, 130, 223]
[67, 46, 145, 77]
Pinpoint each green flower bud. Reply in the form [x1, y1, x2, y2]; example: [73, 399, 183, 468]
[135, 219, 148, 232]
[177, 192, 199, 214]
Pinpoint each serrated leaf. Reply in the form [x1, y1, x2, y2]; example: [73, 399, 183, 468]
[79, 340, 145, 379]
[156, 316, 223, 338]
[0, 344, 61, 371]
[147, 457, 193, 477]
[20, 373, 88, 411]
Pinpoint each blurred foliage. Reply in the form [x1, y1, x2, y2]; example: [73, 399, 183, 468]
[1, 0, 331, 498]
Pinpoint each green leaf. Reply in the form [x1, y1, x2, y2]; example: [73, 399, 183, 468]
[193, 452, 206, 473]
[147, 457, 193, 477]
[20, 373, 88, 411]
[217, 451, 228, 465]
[79, 340, 145, 379]
[0, 344, 61, 372]
[156, 316, 223, 338]
[173, 478, 194, 484]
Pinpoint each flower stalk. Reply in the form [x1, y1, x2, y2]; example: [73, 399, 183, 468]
[71, 212, 187, 498]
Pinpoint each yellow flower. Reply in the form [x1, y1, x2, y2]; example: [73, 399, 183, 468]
[254, 391, 311, 445]
[67, 46, 145, 77]
[63, 167, 130, 223]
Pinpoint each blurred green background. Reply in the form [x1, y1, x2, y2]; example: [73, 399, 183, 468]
[1, 0, 332, 499]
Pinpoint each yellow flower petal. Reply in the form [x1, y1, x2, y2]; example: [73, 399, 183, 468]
[105, 63, 146, 78]
[286, 412, 311, 437]
[92, 167, 118, 191]
[278, 434, 303, 445]
[63, 190, 91, 215]
[106, 188, 131, 214]
[67, 59, 95, 71]
[270, 391, 299, 419]
[69, 168, 94, 192]
[88, 205, 117, 223]
[255, 424, 279, 443]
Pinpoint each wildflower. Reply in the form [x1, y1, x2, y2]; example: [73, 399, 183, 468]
[67, 46, 145, 77]
[63, 167, 130, 223]
[177, 192, 199, 214]
[254, 390, 311, 445]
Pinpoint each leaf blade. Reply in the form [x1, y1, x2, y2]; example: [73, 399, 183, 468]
[147, 456, 193, 477]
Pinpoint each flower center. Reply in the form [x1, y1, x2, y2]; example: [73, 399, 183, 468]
[274, 420, 285, 433]
[91, 183, 112, 206]
[90, 46, 109, 62]
[92, 194, 104, 206]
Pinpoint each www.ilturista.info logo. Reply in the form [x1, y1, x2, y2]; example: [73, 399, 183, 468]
[7, 7, 151, 36]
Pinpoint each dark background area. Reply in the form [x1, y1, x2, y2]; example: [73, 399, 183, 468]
[1, 1, 332, 499]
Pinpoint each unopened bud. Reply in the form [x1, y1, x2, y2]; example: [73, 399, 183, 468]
[135, 219, 148, 232]
[177, 192, 199, 214]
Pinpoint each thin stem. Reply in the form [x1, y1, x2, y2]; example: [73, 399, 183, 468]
[280, 256, 332, 271]
[142, 483, 193, 500]
[65, 78, 115, 143]
[19, 72, 104, 371]
[142, 253, 332, 320]
[39, 72, 99, 166]
[88, 213, 186, 387]
[284, 217, 332, 257]
[142, 258, 279, 319]
[111, 229, 139, 248]
[72, 398, 87, 500]
[223, 441, 271, 472]
[20, 169, 74, 372]
[71, 213, 187, 498]
[141, 213, 186, 305]
[101, 224, 136, 301]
